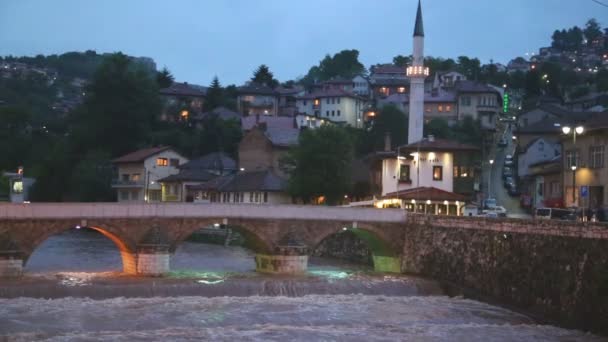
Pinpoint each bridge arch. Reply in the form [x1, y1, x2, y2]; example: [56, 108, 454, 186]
[22, 221, 137, 274]
[309, 224, 402, 273]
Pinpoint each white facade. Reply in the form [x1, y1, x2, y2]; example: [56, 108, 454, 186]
[517, 138, 561, 178]
[114, 150, 189, 203]
[381, 151, 454, 196]
[352, 75, 370, 96]
[296, 96, 365, 128]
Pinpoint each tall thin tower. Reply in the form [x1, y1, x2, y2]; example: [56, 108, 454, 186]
[406, 0, 429, 144]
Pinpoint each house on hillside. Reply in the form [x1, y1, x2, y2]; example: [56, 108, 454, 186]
[369, 64, 409, 99]
[112, 146, 188, 202]
[296, 89, 367, 128]
[159, 82, 207, 121]
[236, 83, 279, 116]
[454, 80, 501, 130]
[379, 89, 458, 125]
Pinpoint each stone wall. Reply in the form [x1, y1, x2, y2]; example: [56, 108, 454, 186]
[402, 215, 608, 335]
[312, 231, 373, 266]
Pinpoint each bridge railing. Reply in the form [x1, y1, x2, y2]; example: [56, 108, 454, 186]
[0, 203, 407, 223]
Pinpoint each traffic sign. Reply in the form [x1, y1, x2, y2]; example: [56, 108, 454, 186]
[581, 186, 589, 198]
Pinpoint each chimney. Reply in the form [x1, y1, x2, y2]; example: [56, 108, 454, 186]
[384, 132, 392, 152]
[428, 135, 435, 142]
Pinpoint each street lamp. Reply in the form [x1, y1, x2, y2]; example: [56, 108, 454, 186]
[488, 159, 494, 200]
[562, 125, 584, 206]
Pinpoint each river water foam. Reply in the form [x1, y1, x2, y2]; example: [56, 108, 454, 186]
[0, 229, 603, 341]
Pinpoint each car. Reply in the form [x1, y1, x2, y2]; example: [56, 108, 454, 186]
[534, 208, 576, 221]
[497, 138, 507, 147]
[507, 184, 521, 196]
[502, 168, 513, 179]
[483, 198, 497, 209]
[503, 176, 514, 187]
[504, 159, 514, 167]
[505, 154, 513, 161]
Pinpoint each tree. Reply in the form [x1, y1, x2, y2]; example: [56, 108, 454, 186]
[367, 105, 408, 154]
[70, 52, 161, 157]
[584, 19, 602, 45]
[283, 125, 353, 205]
[300, 50, 366, 87]
[0, 106, 31, 172]
[67, 150, 114, 202]
[251, 64, 279, 88]
[203, 76, 223, 112]
[424, 118, 451, 139]
[393, 55, 412, 67]
[156, 67, 174, 88]
[597, 69, 608, 92]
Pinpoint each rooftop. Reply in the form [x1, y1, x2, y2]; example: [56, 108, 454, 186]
[238, 83, 277, 96]
[454, 80, 500, 94]
[397, 137, 480, 152]
[195, 106, 241, 121]
[160, 82, 207, 97]
[112, 146, 172, 163]
[383, 90, 456, 104]
[189, 169, 287, 192]
[241, 116, 295, 131]
[297, 88, 364, 100]
[179, 152, 237, 172]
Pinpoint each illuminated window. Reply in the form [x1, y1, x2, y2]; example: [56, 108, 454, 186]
[398, 87, 406, 93]
[446, 105, 452, 111]
[425, 106, 431, 113]
[131, 174, 141, 181]
[438, 105, 443, 112]
[156, 158, 168, 166]
[314, 99, 320, 106]
[180, 110, 189, 119]
[12, 180, 23, 194]
[432, 166, 443, 181]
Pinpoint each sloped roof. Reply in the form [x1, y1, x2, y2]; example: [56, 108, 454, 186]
[370, 64, 404, 74]
[454, 80, 500, 94]
[237, 83, 277, 96]
[195, 106, 241, 121]
[515, 118, 563, 134]
[264, 127, 300, 147]
[398, 138, 480, 152]
[383, 90, 456, 104]
[189, 169, 287, 192]
[241, 116, 295, 131]
[297, 88, 364, 100]
[158, 169, 218, 183]
[160, 82, 207, 97]
[413, 0, 424, 37]
[112, 146, 172, 163]
[180, 152, 237, 172]
[385, 187, 467, 201]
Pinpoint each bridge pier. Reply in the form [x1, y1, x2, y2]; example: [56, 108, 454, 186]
[372, 255, 402, 273]
[255, 233, 308, 275]
[0, 235, 23, 277]
[135, 226, 170, 276]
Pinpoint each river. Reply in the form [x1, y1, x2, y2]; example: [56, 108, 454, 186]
[0, 229, 603, 341]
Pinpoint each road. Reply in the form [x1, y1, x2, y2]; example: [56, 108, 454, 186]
[486, 124, 531, 219]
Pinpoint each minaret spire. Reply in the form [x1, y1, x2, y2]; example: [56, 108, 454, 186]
[413, 0, 424, 37]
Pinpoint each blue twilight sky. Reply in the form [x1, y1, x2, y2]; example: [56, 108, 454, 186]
[0, 0, 605, 85]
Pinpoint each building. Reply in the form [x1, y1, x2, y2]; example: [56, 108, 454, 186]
[112, 146, 188, 202]
[236, 83, 279, 116]
[3, 169, 35, 203]
[454, 80, 502, 130]
[374, 1, 481, 215]
[296, 89, 367, 128]
[517, 138, 562, 210]
[561, 113, 608, 210]
[159, 82, 207, 121]
[380, 89, 458, 125]
[276, 85, 305, 116]
[432, 71, 466, 89]
[238, 124, 299, 178]
[158, 152, 237, 202]
[352, 75, 370, 96]
[369, 64, 409, 99]
[194, 106, 241, 122]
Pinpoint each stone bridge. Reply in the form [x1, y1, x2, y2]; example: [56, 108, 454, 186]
[0, 203, 407, 276]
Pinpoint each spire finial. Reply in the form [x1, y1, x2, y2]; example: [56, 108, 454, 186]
[413, 0, 424, 37]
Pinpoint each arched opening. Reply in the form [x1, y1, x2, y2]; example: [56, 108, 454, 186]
[25, 225, 136, 278]
[311, 226, 400, 274]
[170, 223, 271, 279]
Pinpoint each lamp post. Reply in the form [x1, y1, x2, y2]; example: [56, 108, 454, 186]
[488, 159, 494, 200]
[562, 125, 584, 207]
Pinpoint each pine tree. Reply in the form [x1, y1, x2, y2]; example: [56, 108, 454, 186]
[251, 64, 279, 88]
[204, 76, 223, 112]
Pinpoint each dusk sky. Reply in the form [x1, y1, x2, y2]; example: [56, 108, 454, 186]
[1, 0, 605, 85]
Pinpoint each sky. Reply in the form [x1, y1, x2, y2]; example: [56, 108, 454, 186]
[0, 0, 605, 85]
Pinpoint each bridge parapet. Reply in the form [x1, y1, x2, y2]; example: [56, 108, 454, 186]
[0, 203, 407, 223]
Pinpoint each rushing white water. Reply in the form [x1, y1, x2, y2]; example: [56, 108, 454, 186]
[1, 229, 601, 341]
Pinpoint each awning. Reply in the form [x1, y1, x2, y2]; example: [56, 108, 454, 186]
[384, 187, 468, 202]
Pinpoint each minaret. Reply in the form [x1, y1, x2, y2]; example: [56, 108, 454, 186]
[406, 0, 429, 144]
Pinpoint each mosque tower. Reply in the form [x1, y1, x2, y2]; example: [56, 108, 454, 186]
[406, 0, 429, 144]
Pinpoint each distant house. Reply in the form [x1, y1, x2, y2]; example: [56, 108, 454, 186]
[380, 89, 458, 125]
[276, 85, 305, 116]
[454, 80, 502, 130]
[369, 64, 409, 99]
[432, 71, 466, 89]
[158, 152, 237, 202]
[159, 82, 207, 121]
[236, 82, 279, 116]
[239, 124, 299, 178]
[352, 75, 370, 96]
[296, 89, 367, 128]
[112, 146, 188, 203]
[517, 138, 561, 180]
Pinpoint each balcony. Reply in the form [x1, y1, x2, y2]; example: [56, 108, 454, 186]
[111, 179, 144, 188]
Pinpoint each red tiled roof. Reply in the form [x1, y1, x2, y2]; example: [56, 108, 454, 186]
[112, 146, 172, 163]
[384, 187, 468, 201]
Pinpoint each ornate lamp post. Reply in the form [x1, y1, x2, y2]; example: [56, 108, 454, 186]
[562, 125, 584, 207]
[488, 159, 494, 200]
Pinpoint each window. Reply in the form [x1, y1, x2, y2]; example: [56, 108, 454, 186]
[446, 105, 452, 111]
[398, 87, 405, 93]
[131, 174, 140, 181]
[332, 110, 335, 116]
[337, 97, 341, 104]
[433, 166, 443, 181]
[120, 190, 129, 200]
[590, 146, 604, 168]
[438, 105, 443, 112]
[326, 98, 330, 104]
[12, 180, 23, 194]
[264, 192, 268, 203]
[399, 164, 410, 182]
[170, 158, 180, 167]
[314, 99, 320, 106]
[453, 166, 459, 178]
[303, 100, 307, 106]
[122, 174, 129, 181]
[249, 192, 253, 202]
[538, 141, 544, 152]
[326, 110, 330, 116]
[550, 181, 561, 197]
[460, 96, 471, 106]
[156, 158, 168, 166]
[566, 150, 579, 168]
[337, 110, 341, 116]
[131, 190, 139, 200]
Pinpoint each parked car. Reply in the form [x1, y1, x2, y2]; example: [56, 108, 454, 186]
[483, 198, 497, 209]
[507, 184, 521, 196]
[502, 167, 513, 179]
[504, 155, 514, 167]
[498, 138, 507, 147]
[484, 206, 508, 217]
[503, 176, 514, 188]
[534, 208, 576, 221]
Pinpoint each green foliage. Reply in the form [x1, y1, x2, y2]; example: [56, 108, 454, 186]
[366, 105, 408, 154]
[597, 69, 608, 92]
[300, 50, 365, 87]
[393, 55, 412, 67]
[0, 106, 31, 172]
[156, 67, 174, 88]
[551, 27, 584, 51]
[203, 76, 223, 112]
[584, 19, 603, 45]
[283, 125, 354, 205]
[71, 52, 161, 157]
[251, 64, 279, 88]
[67, 150, 115, 202]
[423, 117, 483, 146]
